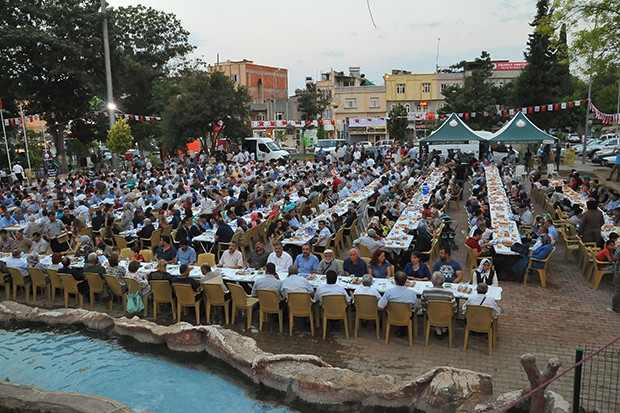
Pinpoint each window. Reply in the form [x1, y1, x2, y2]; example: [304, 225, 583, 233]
[390, 103, 396, 110]
[396, 84, 406, 94]
[404, 103, 411, 113]
[422, 83, 431, 93]
[440, 83, 449, 92]
[416, 104, 428, 113]
[370, 97, 380, 108]
[231, 74, 239, 83]
[344, 98, 357, 108]
[275, 112, 283, 121]
[256, 113, 265, 121]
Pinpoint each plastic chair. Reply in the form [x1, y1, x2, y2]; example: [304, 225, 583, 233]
[464, 305, 496, 355]
[197, 252, 216, 267]
[447, 188, 462, 212]
[354, 294, 381, 339]
[320, 295, 350, 339]
[46, 268, 64, 303]
[384, 302, 417, 347]
[142, 229, 161, 251]
[256, 289, 284, 333]
[424, 301, 456, 348]
[120, 248, 133, 260]
[140, 249, 154, 262]
[524, 247, 555, 287]
[241, 228, 254, 258]
[343, 218, 358, 248]
[1, 271, 10, 300]
[333, 227, 346, 257]
[124, 277, 150, 317]
[173, 283, 202, 325]
[57, 274, 84, 308]
[114, 235, 135, 249]
[8, 268, 31, 301]
[84, 272, 105, 308]
[286, 292, 315, 336]
[357, 243, 372, 259]
[105, 274, 127, 311]
[588, 251, 616, 290]
[27, 267, 50, 302]
[150, 280, 175, 321]
[203, 282, 231, 325]
[558, 227, 580, 262]
[228, 283, 259, 329]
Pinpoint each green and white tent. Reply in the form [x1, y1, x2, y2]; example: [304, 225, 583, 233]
[421, 113, 486, 145]
[489, 112, 558, 145]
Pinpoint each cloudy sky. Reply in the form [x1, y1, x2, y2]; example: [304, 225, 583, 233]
[109, 0, 538, 93]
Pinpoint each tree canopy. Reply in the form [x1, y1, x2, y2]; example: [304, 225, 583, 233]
[387, 104, 409, 142]
[0, 0, 194, 171]
[163, 70, 251, 153]
[106, 118, 133, 155]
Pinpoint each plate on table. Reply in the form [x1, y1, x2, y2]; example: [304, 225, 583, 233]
[443, 283, 452, 289]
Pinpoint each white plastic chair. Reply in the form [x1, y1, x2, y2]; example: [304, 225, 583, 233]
[514, 165, 525, 181]
[546, 163, 558, 178]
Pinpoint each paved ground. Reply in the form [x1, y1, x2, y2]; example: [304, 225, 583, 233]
[5, 161, 620, 411]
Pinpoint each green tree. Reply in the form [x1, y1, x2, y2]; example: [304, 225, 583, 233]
[0, 0, 104, 172]
[439, 51, 505, 129]
[106, 118, 133, 155]
[316, 117, 326, 140]
[387, 104, 409, 142]
[163, 70, 251, 153]
[297, 84, 330, 152]
[513, 0, 574, 130]
[552, 0, 620, 72]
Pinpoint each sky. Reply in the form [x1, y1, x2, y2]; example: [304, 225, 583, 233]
[108, 0, 538, 94]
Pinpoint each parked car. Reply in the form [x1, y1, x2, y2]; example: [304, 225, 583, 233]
[375, 139, 394, 148]
[592, 147, 618, 164]
[600, 153, 617, 167]
[587, 138, 620, 158]
[355, 141, 373, 149]
[598, 133, 619, 141]
[567, 133, 581, 143]
[572, 139, 602, 155]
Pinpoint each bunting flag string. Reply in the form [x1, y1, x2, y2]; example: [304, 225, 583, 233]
[1, 110, 164, 127]
[588, 100, 620, 125]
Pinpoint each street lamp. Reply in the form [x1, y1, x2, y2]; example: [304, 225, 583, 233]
[273, 68, 282, 141]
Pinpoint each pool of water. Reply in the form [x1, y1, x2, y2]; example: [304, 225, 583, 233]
[0, 327, 295, 413]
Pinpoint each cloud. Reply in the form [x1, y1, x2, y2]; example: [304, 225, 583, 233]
[324, 50, 346, 58]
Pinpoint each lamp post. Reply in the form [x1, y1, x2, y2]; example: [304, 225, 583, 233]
[273, 68, 283, 141]
[0, 108, 11, 170]
[18, 104, 32, 182]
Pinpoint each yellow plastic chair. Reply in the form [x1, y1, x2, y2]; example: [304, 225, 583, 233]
[320, 295, 350, 339]
[114, 235, 135, 249]
[524, 247, 555, 287]
[120, 248, 133, 260]
[27, 267, 50, 302]
[197, 252, 216, 267]
[173, 283, 202, 325]
[558, 227, 580, 262]
[8, 268, 31, 301]
[228, 283, 259, 329]
[447, 188, 462, 212]
[357, 243, 372, 259]
[46, 268, 64, 303]
[105, 274, 127, 311]
[343, 218, 358, 248]
[140, 249, 154, 263]
[241, 228, 254, 258]
[124, 277, 150, 317]
[256, 289, 284, 333]
[286, 292, 315, 336]
[1, 271, 10, 300]
[354, 294, 381, 339]
[424, 301, 456, 348]
[57, 273, 84, 308]
[588, 252, 616, 290]
[84, 272, 105, 308]
[464, 305, 496, 355]
[150, 280, 176, 321]
[384, 302, 417, 347]
[203, 283, 231, 325]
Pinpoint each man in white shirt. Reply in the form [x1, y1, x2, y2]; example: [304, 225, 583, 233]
[314, 270, 350, 304]
[353, 274, 381, 301]
[30, 232, 49, 254]
[280, 265, 314, 298]
[267, 242, 293, 275]
[217, 240, 244, 269]
[462, 283, 501, 317]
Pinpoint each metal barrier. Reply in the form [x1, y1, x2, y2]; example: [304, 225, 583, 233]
[573, 344, 620, 413]
[499, 335, 620, 413]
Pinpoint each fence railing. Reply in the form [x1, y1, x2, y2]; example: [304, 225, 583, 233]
[499, 335, 620, 413]
[573, 345, 620, 413]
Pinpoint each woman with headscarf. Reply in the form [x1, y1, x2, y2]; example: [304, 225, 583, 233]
[511, 233, 553, 279]
[75, 235, 93, 258]
[472, 258, 498, 287]
[170, 209, 182, 229]
[120, 202, 134, 231]
[249, 211, 262, 228]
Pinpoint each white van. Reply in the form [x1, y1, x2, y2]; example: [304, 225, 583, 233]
[242, 137, 290, 163]
[313, 139, 347, 155]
